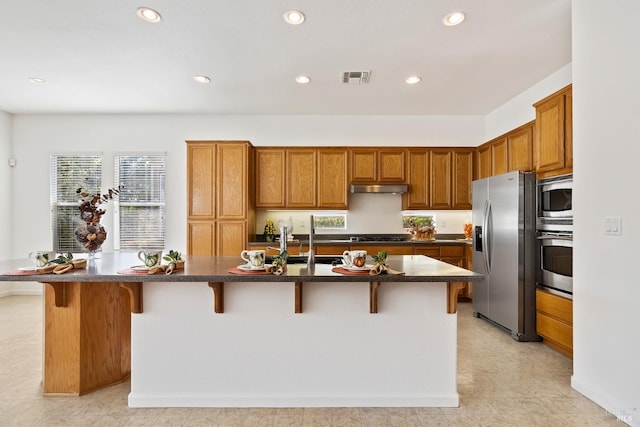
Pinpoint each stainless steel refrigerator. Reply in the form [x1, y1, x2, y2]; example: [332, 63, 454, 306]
[472, 171, 539, 341]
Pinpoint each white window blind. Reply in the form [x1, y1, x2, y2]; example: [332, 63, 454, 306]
[114, 154, 166, 250]
[50, 154, 102, 252]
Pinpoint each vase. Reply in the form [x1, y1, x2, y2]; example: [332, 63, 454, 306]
[75, 222, 107, 258]
[265, 234, 274, 242]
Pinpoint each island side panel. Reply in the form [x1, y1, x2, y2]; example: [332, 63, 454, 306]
[129, 280, 458, 408]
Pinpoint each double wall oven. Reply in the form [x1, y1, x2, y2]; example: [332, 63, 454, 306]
[536, 174, 573, 298]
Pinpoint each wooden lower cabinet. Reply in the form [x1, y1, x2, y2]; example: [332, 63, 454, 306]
[536, 288, 573, 358]
[217, 221, 247, 256]
[349, 244, 413, 256]
[187, 221, 216, 256]
[315, 244, 349, 255]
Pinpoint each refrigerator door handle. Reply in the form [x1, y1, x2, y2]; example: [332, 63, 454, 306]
[483, 200, 491, 274]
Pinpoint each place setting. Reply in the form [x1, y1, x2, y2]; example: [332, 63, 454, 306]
[4, 251, 87, 275]
[332, 250, 405, 276]
[118, 250, 184, 275]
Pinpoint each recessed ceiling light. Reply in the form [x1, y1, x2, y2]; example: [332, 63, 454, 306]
[28, 77, 46, 84]
[406, 76, 421, 85]
[295, 75, 311, 84]
[283, 10, 305, 25]
[136, 7, 162, 23]
[442, 11, 466, 26]
[193, 75, 211, 84]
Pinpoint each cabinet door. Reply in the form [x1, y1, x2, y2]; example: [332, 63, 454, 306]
[403, 149, 429, 209]
[452, 149, 473, 209]
[286, 149, 317, 208]
[217, 221, 247, 256]
[476, 144, 491, 179]
[429, 149, 452, 209]
[187, 221, 216, 255]
[507, 123, 534, 172]
[565, 89, 573, 169]
[187, 143, 215, 220]
[217, 143, 248, 219]
[317, 149, 348, 209]
[255, 148, 286, 208]
[349, 149, 377, 182]
[315, 244, 349, 255]
[350, 244, 412, 256]
[535, 92, 566, 173]
[378, 149, 406, 182]
[491, 137, 508, 176]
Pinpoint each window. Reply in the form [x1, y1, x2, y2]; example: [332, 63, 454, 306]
[114, 153, 166, 250]
[50, 154, 102, 252]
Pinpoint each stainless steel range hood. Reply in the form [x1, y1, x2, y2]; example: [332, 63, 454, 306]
[350, 184, 408, 194]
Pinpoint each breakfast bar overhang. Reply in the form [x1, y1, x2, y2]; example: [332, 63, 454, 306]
[0, 254, 483, 408]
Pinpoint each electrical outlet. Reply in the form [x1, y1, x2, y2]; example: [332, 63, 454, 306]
[604, 217, 622, 236]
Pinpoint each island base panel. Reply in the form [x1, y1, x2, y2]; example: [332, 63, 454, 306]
[129, 281, 458, 408]
[43, 282, 131, 395]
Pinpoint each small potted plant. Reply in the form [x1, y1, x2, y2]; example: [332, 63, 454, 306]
[405, 216, 437, 241]
[264, 219, 277, 242]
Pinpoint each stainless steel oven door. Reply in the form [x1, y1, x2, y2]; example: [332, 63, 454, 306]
[537, 233, 573, 297]
[538, 176, 572, 219]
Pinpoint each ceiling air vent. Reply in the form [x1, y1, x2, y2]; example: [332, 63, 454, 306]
[342, 70, 371, 84]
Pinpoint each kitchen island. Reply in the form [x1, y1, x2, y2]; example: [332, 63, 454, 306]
[0, 253, 482, 408]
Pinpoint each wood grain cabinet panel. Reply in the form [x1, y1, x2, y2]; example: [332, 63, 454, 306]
[507, 122, 534, 172]
[187, 221, 216, 256]
[286, 149, 317, 208]
[476, 144, 492, 180]
[403, 149, 429, 209]
[536, 288, 573, 358]
[429, 149, 453, 208]
[317, 149, 348, 209]
[378, 149, 406, 182]
[255, 148, 286, 208]
[216, 220, 247, 256]
[187, 143, 215, 219]
[452, 149, 473, 209]
[217, 143, 248, 219]
[491, 137, 508, 176]
[534, 85, 572, 177]
[349, 149, 377, 182]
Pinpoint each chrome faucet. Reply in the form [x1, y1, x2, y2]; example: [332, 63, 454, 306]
[307, 214, 315, 266]
[279, 226, 288, 254]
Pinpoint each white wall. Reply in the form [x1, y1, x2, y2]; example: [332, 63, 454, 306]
[0, 112, 12, 296]
[484, 64, 573, 141]
[571, 2, 640, 425]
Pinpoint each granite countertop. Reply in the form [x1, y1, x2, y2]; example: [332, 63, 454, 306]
[0, 253, 482, 283]
[249, 234, 472, 246]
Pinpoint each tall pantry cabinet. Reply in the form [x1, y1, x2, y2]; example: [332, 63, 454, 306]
[186, 141, 255, 255]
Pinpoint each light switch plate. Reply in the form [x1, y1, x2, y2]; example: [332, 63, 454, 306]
[604, 217, 622, 236]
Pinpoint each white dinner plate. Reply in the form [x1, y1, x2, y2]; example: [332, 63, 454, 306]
[18, 267, 39, 271]
[341, 264, 373, 271]
[130, 265, 151, 271]
[237, 264, 267, 271]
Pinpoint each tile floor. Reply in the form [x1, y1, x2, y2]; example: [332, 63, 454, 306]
[0, 295, 623, 426]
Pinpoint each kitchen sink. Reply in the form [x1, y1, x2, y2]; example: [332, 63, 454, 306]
[266, 255, 343, 265]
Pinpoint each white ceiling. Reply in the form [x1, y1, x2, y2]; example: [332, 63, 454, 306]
[0, 0, 571, 115]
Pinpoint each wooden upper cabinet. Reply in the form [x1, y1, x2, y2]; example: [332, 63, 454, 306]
[378, 149, 406, 182]
[429, 149, 452, 208]
[317, 149, 348, 209]
[349, 148, 406, 183]
[286, 149, 317, 208]
[255, 148, 286, 208]
[403, 149, 429, 209]
[564, 89, 573, 170]
[452, 149, 473, 209]
[507, 122, 534, 172]
[349, 149, 377, 182]
[187, 143, 216, 220]
[491, 137, 508, 176]
[476, 144, 492, 180]
[217, 143, 249, 219]
[534, 85, 572, 177]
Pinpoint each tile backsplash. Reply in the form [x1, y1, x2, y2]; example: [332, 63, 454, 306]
[255, 193, 471, 238]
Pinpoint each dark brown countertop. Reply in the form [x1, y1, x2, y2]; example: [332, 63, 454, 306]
[0, 253, 482, 283]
